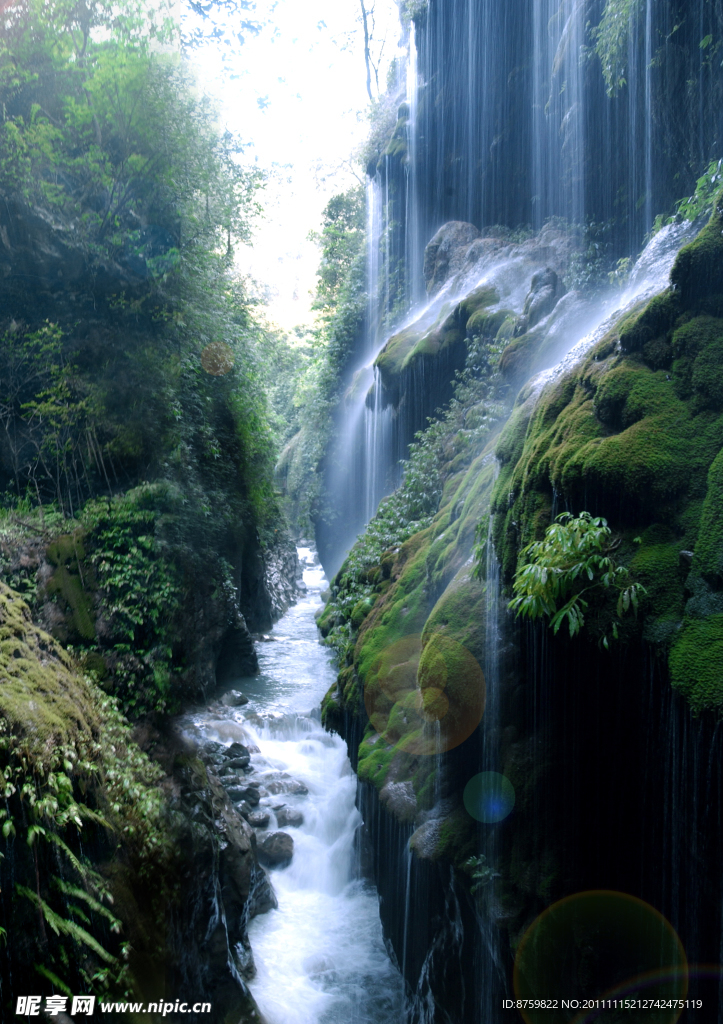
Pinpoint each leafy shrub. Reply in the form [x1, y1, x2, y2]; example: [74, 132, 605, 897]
[507, 512, 645, 647]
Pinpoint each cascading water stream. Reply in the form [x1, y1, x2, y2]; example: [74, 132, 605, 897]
[404, 22, 424, 311]
[180, 550, 404, 1024]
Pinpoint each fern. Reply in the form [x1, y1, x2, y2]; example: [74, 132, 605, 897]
[17, 886, 118, 964]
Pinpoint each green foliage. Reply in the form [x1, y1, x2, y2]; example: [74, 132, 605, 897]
[81, 497, 182, 713]
[592, 0, 646, 96]
[311, 187, 366, 314]
[0, 323, 96, 514]
[654, 159, 723, 231]
[0, 593, 168, 999]
[508, 512, 645, 646]
[280, 188, 368, 534]
[401, 0, 429, 23]
[0, 0, 259, 257]
[565, 221, 618, 293]
[464, 854, 494, 895]
[322, 334, 508, 661]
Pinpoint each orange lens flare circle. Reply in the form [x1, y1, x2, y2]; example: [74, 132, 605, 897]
[201, 341, 234, 376]
[513, 891, 688, 1024]
[363, 632, 485, 755]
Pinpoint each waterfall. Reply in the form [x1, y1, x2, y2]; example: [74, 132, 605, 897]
[404, 22, 424, 310]
[532, 0, 586, 228]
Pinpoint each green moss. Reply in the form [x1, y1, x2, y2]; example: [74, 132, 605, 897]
[499, 323, 546, 384]
[356, 731, 398, 788]
[669, 615, 723, 713]
[630, 534, 684, 624]
[434, 807, 476, 865]
[422, 569, 487, 664]
[45, 532, 96, 642]
[670, 316, 723, 410]
[375, 286, 499, 390]
[504, 356, 723, 519]
[619, 290, 679, 354]
[691, 448, 723, 586]
[0, 584, 100, 764]
[350, 597, 375, 629]
[317, 603, 340, 637]
[466, 307, 509, 341]
[355, 534, 432, 690]
[670, 191, 723, 315]
[457, 285, 500, 322]
[496, 313, 517, 344]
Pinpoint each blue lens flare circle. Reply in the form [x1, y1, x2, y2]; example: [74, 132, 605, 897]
[463, 771, 515, 823]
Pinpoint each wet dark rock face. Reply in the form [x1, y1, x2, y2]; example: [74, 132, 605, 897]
[164, 740, 277, 1023]
[264, 539, 306, 622]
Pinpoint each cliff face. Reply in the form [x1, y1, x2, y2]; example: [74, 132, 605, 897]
[321, 198, 723, 1015]
[0, 93, 298, 1017]
[0, 583, 274, 1021]
[0, 195, 301, 715]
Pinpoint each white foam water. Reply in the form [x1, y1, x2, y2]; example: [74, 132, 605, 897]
[183, 548, 404, 1024]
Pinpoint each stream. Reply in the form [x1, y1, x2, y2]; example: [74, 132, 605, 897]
[180, 548, 404, 1024]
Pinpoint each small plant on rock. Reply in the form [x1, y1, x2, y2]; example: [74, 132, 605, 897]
[509, 512, 645, 647]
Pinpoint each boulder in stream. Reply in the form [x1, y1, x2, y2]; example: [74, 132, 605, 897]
[275, 806, 304, 828]
[257, 831, 294, 867]
[226, 741, 252, 759]
[264, 773, 309, 796]
[226, 755, 251, 770]
[222, 689, 250, 707]
[226, 783, 260, 805]
[247, 809, 270, 828]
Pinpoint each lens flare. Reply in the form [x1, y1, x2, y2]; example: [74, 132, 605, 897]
[513, 891, 688, 1024]
[201, 341, 235, 375]
[362, 632, 485, 755]
[463, 772, 515, 823]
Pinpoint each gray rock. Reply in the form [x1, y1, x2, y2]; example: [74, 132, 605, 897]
[275, 806, 304, 828]
[226, 742, 251, 760]
[224, 781, 260, 805]
[514, 267, 564, 336]
[241, 785, 261, 806]
[247, 810, 270, 829]
[226, 755, 251, 769]
[233, 939, 255, 980]
[423, 221, 481, 295]
[221, 690, 250, 707]
[264, 774, 308, 796]
[410, 819, 443, 860]
[380, 779, 417, 824]
[236, 801, 254, 820]
[257, 831, 294, 867]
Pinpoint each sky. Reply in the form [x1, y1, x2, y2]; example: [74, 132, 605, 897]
[185, 0, 403, 331]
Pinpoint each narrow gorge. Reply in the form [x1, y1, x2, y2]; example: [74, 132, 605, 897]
[2, 0, 723, 1023]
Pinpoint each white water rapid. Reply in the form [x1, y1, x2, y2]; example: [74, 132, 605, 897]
[181, 549, 404, 1024]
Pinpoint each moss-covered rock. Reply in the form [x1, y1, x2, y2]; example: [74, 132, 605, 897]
[488, 203, 723, 712]
[692, 448, 723, 587]
[669, 615, 723, 713]
[670, 189, 723, 315]
[0, 583, 100, 762]
[374, 286, 499, 393]
[45, 530, 96, 642]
